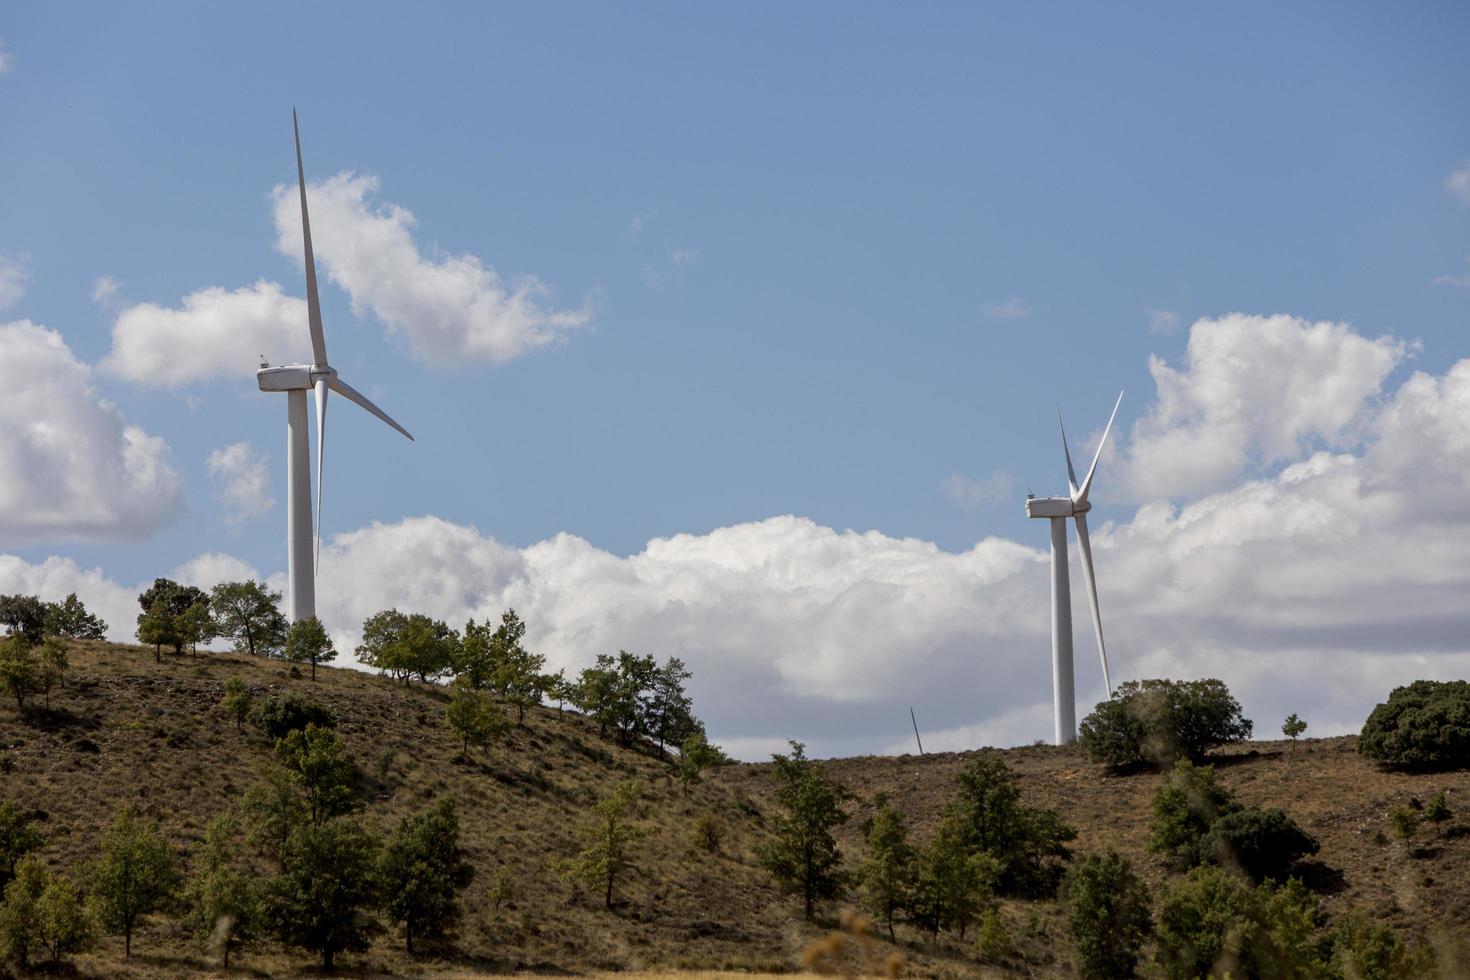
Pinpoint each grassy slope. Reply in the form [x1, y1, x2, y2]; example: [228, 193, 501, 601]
[2, 640, 1468, 978]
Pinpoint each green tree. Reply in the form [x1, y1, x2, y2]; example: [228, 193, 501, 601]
[454, 616, 496, 690]
[178, 600, 215, 655]
[136, 597, 178, 663]
[947, 753, 1075, 898]
[1155, 867, 1328, 980]
[907, 816, 999, 940]
[34, 638, 66, 710]
[209, 580, 288, 658]
[1424, 790, 1452, 836]
[646, 656, 698, 756]
[445, 685, 506, 755]
[1064, 851, 1152, 979]
[43, 592, 107, 640]
[1150, 760, 1240, 869]
[489, 611, 549, 724]
[285, 616, 336, 680]
[0, 637, 37, 712]
[558, 780, 652, 909]
[241, 766, 306, 862]
[0, 801, 43, 890]
[573, 655, 622, 737]
[1282, 713, 1307, 742]
[573, 651, 661, 744]
[758, 741, 852, 921]
[378, 798, 473, 954]
[0, 856, 45, 970]
[1330, 913, 1435, 980]
[356, 610, 457, 685]
[268, 818, 381, 971]
[275, 724, 356, 825]
[35, 873, 95, 967]
[678, 730, 729, 791]
[221, 676, 252, 733]
[91, 808, 180, 957]
[136, 578, 208, 655]
[251, 692, 335, 740]
[1202, 806, 1319, 883]
[1387, 805, 1418, 843]
[857, 795, 914, 941]
[0, 595, 48, 646]
[183, 813, 262, 968]
[1359, 679, 1470, 771]
[1080, 678, 1254, 770]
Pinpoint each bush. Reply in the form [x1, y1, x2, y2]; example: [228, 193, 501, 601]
[1064, 851, 1151, 979]
[1358, 680, 1470, 771]
[1329, 913, 1435, 979]
[1201, 806, 1318, 883]
[1080, 678, 1253, 770]
[251, 693, 335, 740]
[1155, 868, 1327, 980]
[975, 907, 1012, 964]
[946, 753, 1075, 898]
[692, 811, 722, 854]
[1150, 760, 1239, 869]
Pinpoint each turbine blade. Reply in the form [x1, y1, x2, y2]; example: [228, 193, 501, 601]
[330, 376, 414, 441]
[294, 109, 328, 368]
[1058, 406, 1079, 498]
[1076, 390, 1124, 505]
[1073, 512, 1111, 696]
[314, 378, 328, 572]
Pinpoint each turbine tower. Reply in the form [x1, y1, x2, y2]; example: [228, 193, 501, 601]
[257, 110, 414, 622]
[1025, 391, 1122, 745]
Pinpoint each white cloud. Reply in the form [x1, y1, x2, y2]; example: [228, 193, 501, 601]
[984, 297, 1030, 319]
[206, 442, 273, 526]
[271, 173, 590, 366]
[91, 275, 123, 307]
[939, 471, 1014, 510]
[1120, 313, 1407, 500]
[103, 280, 308, 386]
[169, 552, 262, 591]
[1144, 306, 1180, 334]
[670, 247, 698, 266]
[1432, 258, 1470, 288]
[0, 37, 12, 75]
[0, 254, 30, 312]
[1447, 163, 1470, 206]
[0, 320, 183, 543]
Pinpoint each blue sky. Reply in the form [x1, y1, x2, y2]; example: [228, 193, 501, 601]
[3, 3, 1470, 755]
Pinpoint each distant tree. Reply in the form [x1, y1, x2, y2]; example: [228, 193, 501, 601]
[558, 780, 651, 909]
[42, 592, 107, 640]
[0, 637, 37, 712]
[1424, 790, 1452, 836]
[0, 801, 43, 890]
[0, 856, 46, 970]
[454, 617, 495, 690]
[857, 795, 915, 941]
[268, 818, 381, 972]
[646, 656, 698, 756]
[547, 667, 572, 711]
[573, 655, 622, 737]
[0, 595, 47, 646]
[183, 813, 262, 968]
[1329, 912, 1436, 980]
[485, 611, 549, 723]
[284, 616, 335, 680]
[378, 798, 473, 954]
[356, 610, 457, 685]
[136, 597, 177, 663]
[758, 741, 852, 921]
[573, 650, 665, 745]
[445, 685, 506, 755]
[1155, 869, 1329, 980]
[221, 676, 252, 733]
[1359, 680, 1470, 771]
[1064, 851, 1151, 979]
[177, 600, 215, 655]
[91, 808, 180, 957]
[241, 767, 306, 863]
[36, 637, 67, 709]
[947, 753, 1075, 898]
[275, 724, 356, 826]
[1202, 806, 1319, 883]
[209, 581, 288, 658]
[1150, 760, 1240, 869]
[1080, 678, 1253, 770]
[1282, 713, 1307, 742]
[34, 872, 95, 968]
[907, 815, 998, 941]
[251, 693, 335, 740]
[136, 578, 208, 655]
[678, 730, 729, 791]
[1387, 805, 1419, 843]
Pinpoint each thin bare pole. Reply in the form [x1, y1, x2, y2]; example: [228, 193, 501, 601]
[909, 706, 925, 755]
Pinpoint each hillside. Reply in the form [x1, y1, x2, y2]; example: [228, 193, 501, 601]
[3, 640, 1468, 978]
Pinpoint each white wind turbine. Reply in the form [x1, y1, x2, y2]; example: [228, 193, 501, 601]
[1024, 391, 1123, 745]
[257, 110, 414, 622]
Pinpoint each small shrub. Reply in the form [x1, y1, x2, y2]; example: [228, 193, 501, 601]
[1064, 850, 1151, 979]
[1080, 678, 1252, 770]
[1424, 790, 1452, 833]
[1150, 760, 1239, 869]
[251, 693, 335, 740]
[1201, 806, 1318, 883]
[1358, 680, 1470, 771]
[692, 811, 722, 853]
[1330, 912, 1435, 979]
[1387, 805, 1418, 842]
[1282, 713, 1307, 741]
[975, 907, 1012, 964]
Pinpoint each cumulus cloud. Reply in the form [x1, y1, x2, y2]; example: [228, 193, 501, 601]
[91, 275, 123, 308]
[103, 280, 308, 386]
[939, 471, 1014, 510]
[271, 173, 590, 366]
[206, 442, 273, 526]
[0, 320, 182, 542]
[1447, 163, 1470, 206]
[1120, 314, 1407, 500]
[0, 254, 30, 311]
[984, 296, 1030, 319]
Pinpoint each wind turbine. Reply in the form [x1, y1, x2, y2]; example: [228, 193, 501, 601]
[1024, 391, 1122, 745]
[257, 110, 414, 622]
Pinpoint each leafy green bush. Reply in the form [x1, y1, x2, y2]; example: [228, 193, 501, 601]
[1358, 680, 1470, 771]
[1201, 806, 1318, 883]
[946, 753, 1075, 898]
[1150, 760, 1240, 869]
[1329, 913, 1435, 979]
[1064, 851, 1151, 979]
[1155, 868, 1327, 980]
[1080, 678, 1253, 770]
[251, 693, 335, 741]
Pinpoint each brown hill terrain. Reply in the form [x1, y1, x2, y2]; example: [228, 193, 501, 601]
[3, 639, 1468, 978]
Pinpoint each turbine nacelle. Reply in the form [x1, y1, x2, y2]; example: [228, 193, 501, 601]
[1025, 496, 1090, 519]
[256, 364, 337, 392]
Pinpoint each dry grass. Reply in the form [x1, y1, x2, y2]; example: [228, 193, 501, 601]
[3, 639, 1468, 977]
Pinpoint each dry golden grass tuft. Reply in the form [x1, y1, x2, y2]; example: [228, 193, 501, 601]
[3, 639, 1469, 977]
